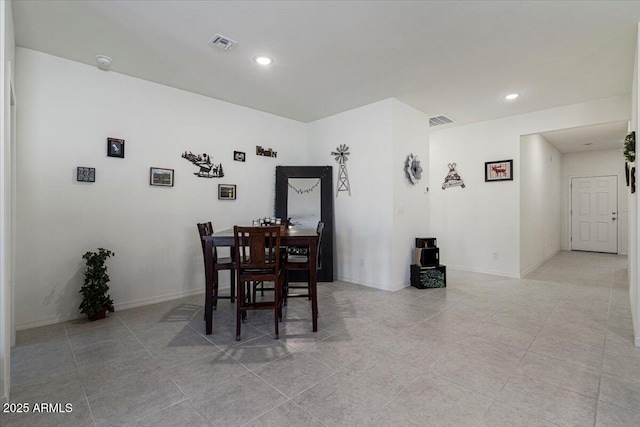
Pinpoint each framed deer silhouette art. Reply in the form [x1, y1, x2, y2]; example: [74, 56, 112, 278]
[485, 159, 513, 182]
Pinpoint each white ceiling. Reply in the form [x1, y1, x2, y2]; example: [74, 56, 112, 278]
[11, 1, 640, 126]
[538, 121, 628, 154]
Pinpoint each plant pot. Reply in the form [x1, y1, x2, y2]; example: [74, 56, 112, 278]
[88, 309, 107, 321]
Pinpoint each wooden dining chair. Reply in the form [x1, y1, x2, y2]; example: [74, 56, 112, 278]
[252, 218, 290, 301]
[282, 221, 324, 305]
[197, 222, 235, 315]
[234, 225, 283, 340]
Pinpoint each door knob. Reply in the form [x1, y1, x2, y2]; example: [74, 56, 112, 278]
[612, 217, 617, 221]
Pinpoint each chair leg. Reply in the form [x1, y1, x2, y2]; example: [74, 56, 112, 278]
[252, 281, 257, 303]
[274, 276, 280, 339]
[230, 268, 236, 303]
[212, 269, 219, 310]
[283, 272, 288, 307]
[236, 280, 243, 341]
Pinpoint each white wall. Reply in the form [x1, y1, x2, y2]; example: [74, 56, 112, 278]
[14, 48, 307, 329]
[0, 0, 15, 402]
[430, 95, 630, 277]
[430, 120, 520, 277]
[307, 99, 395, 289]
[391, 99, 430, 290]
[561, 149, 628, 254]
[306, 98, 431, 291]
[520, 134, 562, 276]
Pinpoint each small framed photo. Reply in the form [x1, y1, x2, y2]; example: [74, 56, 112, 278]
[485, 159, 513, 182]
[77, 167, 95, 182]
[107, 137, 125, 158]
[150, 167, 174, 187]
[218, 184, 236, 200]
[234, 151, 246, 162]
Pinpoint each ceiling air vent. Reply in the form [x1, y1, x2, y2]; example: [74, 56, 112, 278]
[209, 34, 237, 50]
[429, 115, 453, 127]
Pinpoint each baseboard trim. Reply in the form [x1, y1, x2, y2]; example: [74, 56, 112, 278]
[114, 288, 205, 311]
[335, 275, 391, 291]
[519, 250, 560, 278]
[391, 281, 411, 292]
[445, 264, 520, 279]
[16, 287, 207, 331]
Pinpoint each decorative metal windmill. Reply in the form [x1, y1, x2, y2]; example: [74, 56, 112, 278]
[331, 144, 351, 196]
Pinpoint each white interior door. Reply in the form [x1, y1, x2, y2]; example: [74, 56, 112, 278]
[571, 176, 617, 253]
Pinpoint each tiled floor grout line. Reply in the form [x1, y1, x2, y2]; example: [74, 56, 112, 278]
[592, 283, 615, 427]
[239, 398, 328, 427]
[122, 315, 220, 426]
[468, 275, 611, 403]
[117, 313, 161, 360]
[115, 315, 200, 425]
[237, 369, 335, 427]
[62, 321, 97, 427]
[594, 275, 614, 427]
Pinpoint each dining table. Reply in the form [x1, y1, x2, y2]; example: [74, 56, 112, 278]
[202, 226, 319, 335]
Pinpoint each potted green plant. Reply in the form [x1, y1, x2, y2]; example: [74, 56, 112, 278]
[79, 248, 115, 321]
[624, 131, 635, 163]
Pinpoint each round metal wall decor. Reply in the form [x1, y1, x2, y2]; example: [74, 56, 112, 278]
[405, 153, 423, 185]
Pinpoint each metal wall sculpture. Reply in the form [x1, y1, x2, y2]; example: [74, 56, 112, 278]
[442, 163, 465, 189]
[405, 153, 423, 185]
[331, 144, 351, 196]
[256, 146, 277, 158]
[181, 151, 224, 178]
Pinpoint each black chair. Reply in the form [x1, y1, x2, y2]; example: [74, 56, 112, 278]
[283, 222, 324, 306]
[234, 226, 283, 340]
[197, 222, 235, 316]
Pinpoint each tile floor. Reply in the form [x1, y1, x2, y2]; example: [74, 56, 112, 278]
[2, 250, 639, 426]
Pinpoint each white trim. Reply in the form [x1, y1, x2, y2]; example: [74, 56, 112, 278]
[519, 250, 559, 277]
[335, 274, 390, 291]
[445, 264, 521, 279]
[340, 265, 520, 289]
[114, 287, 205, 311]
[16, 287, 207, 330]
[391, 281, 411, 292]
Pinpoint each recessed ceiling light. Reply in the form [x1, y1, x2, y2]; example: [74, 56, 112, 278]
[254, 56, 273, 66]
[505, 93, 519, 100]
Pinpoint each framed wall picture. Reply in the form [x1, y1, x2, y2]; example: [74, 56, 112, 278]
[218, 184, 236, 200]
[485, 159, 513, 182]
[149, 167, 174, 187]
[107, 137, 125, 158]
[234, 151, 246, 162]
[77, 167, 95, 182]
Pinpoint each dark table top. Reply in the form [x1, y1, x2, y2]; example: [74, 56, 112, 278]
[203, 227, 318, 246]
